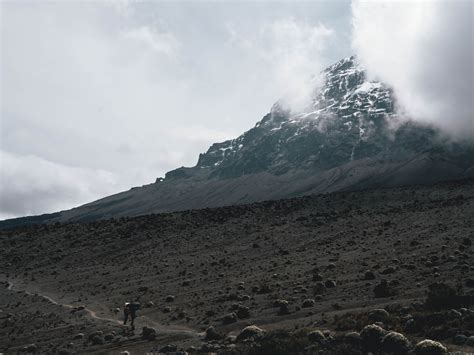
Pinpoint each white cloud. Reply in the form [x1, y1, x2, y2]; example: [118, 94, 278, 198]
[1, 1, 351, 218]
[0, 150, 124, 219]
[352, 0, 474, 138]
[122, 26, 181, 56]
[228, 18, 334, 112]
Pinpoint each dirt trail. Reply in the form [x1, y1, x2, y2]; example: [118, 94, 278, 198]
[3, 279, 201, 337]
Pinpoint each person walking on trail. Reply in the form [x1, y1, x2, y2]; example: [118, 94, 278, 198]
[123, 302, 140, 329]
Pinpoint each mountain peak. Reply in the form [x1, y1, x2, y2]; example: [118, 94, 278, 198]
[185, 55, 394, 179]
[3, 55, 472, 227]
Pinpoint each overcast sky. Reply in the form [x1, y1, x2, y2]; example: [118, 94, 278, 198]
[1, 0, 472, 219]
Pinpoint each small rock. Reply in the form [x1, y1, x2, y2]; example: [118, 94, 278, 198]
[381, 266, 396, 274]
[336, 317, 357, 331]
[236, 325, 265, 342]
[165, 295, 175, 302]
[448, 309, 462, 318]
[273, 299, 288, 308]
[312, 273, 323, 281]
[308, 330, 326, 343]
[23, 344, 38, 353]
[364, 271, 376, 280]
[314, 282, 326, 294]
[381, 331, 411, 354]
[142, 326, 157, 340]
[344, 331, 361, 344]
[204, 326, 222, 341]
[465, 278, 474, 288]
[90, 334, 104, 345]
[159, 344, 177, 353]
[236, 305, 250, 319]
[302, 299, 316, 308]
[368, 308, 390, 322]
[325, 280, 336, 288]
[360, 324, 387, 352]
[466, 335, 474, 346]
[414, 339, 447, 355]
[453, 334, 467, 345]
[373, 280, 395, 298]
[222, 312, 237, 324]
[279, 302, 290, 315]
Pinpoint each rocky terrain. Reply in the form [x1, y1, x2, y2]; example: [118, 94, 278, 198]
[1, 179, 473, 354]
[3, 56, 473, 228]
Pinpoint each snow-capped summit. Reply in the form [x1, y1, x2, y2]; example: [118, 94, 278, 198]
[169, 56, 401, 179]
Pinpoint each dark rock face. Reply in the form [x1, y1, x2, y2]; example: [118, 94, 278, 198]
[2, 56, 474, 227]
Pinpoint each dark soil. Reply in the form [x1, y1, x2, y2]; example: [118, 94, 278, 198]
[1, 179, 473, 354]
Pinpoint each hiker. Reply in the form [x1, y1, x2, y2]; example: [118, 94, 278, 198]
[123, 302, 140, 329]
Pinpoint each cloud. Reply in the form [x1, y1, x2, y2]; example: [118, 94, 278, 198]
[228, 18, 334, 112]
[0, 151, 124, 220]
[122, 26, 181, 56]
[1, 2, 350, 218]
[352, 0, 474, 138]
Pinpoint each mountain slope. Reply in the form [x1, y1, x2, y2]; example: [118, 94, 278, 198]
[2, 56, 474, 226]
